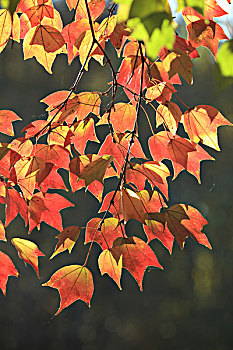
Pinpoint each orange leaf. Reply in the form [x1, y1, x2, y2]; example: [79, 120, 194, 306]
[43, 265, 94, 314]
[186, 19, 228, 58]
[0, 220, 6, 241]
[156, 102, 182, 134]
[183, 105, 232, 151]
[126, 161, 170, 197]
[149, 131, 213, 180]
[3, 188, 28, 227]
[98, 132, 145, 172]
[50, 226, 81, 259]
[138, 189, 166, 213]
[29, 192, 74, 232]
[165, 204, 211, 249]
[204, 0, 228, 20]
[99, 190, 121, 218]
[11, 156, 42, 199]
[120, 188, 146, 224]
[0, 9, 12, 53]
[71, 118, 99, 154]
[145, 82, 176, 103]
[62, 18, 90, 63]
[23, 10, 65, 73]
[66, 0, 105, 21]
[34, 144, 70, 170]
[111, 237, 163, 291]
[163, 49, 193, 85]
[85, 217, 122, 250]
[11, 238, 44, 277]
[98, 250, 123, 290]
[97, 103, 136, 132]
[70, 154, 113, 187]
[144, 217, 174, 254]
[0, 110, 21, 136]
[12, 12, 20, 42]
[0, 251, 18, 295]
[25, 3, 54, 27]
[30, 24, 65, 52]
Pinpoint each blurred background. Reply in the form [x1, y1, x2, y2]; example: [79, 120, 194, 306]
[0, 1, 233, 350]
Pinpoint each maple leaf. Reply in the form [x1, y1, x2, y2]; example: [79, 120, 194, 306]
[3, 188, 28, 227]
[19, 13, 31, 39]
[66, 0, 105, 21]
[109, 21, 131, 53]
[24, 2, 54, 27]
[156, 102, 182, 134]
[85, 217, 122, 250]
[173, 35, 199, 59]
[163, 49, 193, 85]
[120, 187, 146, 224]
[30, 24, 65, 53]
[145, 82, 177, 103]
[28, 192, 74, 232]
[182, 7, 229, 58]
[34, 144, 70, 170]
[99, 190, 121, 218]
[98, 133, 145, 172]
[183, 105, 232, 151]
[164, 204, 211, 249]
[98, 250, 123, 290]
[12, 12, 20, 43]
[71, 118, 99, 154]
[23, 9, 65, 73]
[0, 251, 18, 295]
[43, 265, 94, 314]
[148, 131, 213, 180]
[0, 110, 21, 136]
[0, 9, 12, 54]
[62, 18, 90, 64]
[10, 138, 33, 157]
[143, 215, 174, 254]
[0, 220, 6, 241]
[10, 157, 40, 199]
[69, 154, 114, 188]
[125, 160, 170, 197]
[50, 226, 81, 259]
[22, 120, 50, 139]
[111, 237, 163, 291]
[97, 103, 136, 133]
[204, 0, 228, 20]
[36, 163, 67, 193]
[11, 238, 44, 277]
[138, 189, 166, 213]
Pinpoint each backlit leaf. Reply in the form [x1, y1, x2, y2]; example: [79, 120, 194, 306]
[50, 226, 81, 259]
[98, 250, 123, 290]
[85, 217, 122, 250]
[43, 265, 94, 314]
[0, 251, 18, 295]
[11, 238, 44, 277]
[0, 110, 21, 136]
[183, 105, 232, 150]
[111, 236, 163, 291]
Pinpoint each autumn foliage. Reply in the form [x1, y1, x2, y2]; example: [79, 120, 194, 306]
[0, 0, 232, 315]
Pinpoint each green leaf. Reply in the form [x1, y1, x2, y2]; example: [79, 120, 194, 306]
[217, 40, 233, 78]
[214, 40, 233, 92]
[129, 0, 169, 18]
[177, 0, 204, 14]
[146, 19, 175, 60]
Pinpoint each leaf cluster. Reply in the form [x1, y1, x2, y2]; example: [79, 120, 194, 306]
[0, 0, 231, 315]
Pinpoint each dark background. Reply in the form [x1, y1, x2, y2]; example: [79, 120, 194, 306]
[0, 2, 233, 349]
